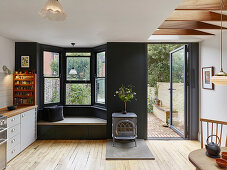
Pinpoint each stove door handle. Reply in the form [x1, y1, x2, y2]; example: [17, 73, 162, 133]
[0, 128, 7, 133]
[0, 139, 7, 146]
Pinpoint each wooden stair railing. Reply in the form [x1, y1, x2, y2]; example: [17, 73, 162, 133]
[200, 118, 227, 148]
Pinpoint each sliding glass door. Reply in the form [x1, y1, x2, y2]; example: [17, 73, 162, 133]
[169, 45, 188, 138]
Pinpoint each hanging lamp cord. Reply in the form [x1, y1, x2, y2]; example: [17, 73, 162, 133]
[220, 0, 224, 72]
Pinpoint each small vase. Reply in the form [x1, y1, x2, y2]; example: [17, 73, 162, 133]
[123, 102, 127, 114]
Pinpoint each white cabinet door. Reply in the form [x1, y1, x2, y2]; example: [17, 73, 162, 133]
[20, 109, 36, 151]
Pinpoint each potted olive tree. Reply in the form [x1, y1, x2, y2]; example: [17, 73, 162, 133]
[114, 85, 136, 114]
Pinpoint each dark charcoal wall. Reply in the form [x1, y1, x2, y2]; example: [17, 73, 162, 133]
[106, 42, 147, 139]
[15, 42, 38, 72]
[188, 43, 199, 140]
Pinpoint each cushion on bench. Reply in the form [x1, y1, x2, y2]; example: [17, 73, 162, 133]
[44, 106, 64, 122]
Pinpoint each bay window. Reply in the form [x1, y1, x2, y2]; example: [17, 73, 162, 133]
[42, 49, 106, 108]
[95, 52, 106, 105]
[65, 52, 91, 105]
[43, 51, 60, 104]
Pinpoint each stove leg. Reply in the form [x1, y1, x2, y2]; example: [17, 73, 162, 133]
[134, 139, 137, 147]
[112, 138, 115, 147]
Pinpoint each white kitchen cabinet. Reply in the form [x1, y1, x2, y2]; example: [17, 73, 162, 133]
[20, 109, 36, 151]
[7, 108, 37, 162]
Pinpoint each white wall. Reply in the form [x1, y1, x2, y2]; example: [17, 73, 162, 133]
[0, 35, 15, 108]
[200, 32, 227, 147]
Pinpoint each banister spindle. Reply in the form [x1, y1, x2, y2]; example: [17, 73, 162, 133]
[201, 121, 203, 148]
[220, 124, 223, 146]
[207, 122, 209, 143]
[216, 123, 218, 144]
[211, 123, 213, 142]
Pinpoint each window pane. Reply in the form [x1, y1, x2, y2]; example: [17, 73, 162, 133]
[66, 84, 91, 105]
[95, 78, 105, 104]
[67, 57, 90, 81]
[44, 78, 60, 104]
[43, 51, 59, 77]
[66, 52, 91, 56]
[97, 52, 105, 77]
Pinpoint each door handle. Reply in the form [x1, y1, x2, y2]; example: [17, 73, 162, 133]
[168, 88, 176, 90]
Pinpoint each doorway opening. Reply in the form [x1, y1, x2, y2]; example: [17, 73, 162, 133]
[147, 43, 188, 139]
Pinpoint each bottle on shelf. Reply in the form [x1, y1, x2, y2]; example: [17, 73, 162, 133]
[13, 71, 35, 106]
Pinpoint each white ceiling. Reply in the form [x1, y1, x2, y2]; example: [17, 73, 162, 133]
[148, 34, 215, 42]
[0, 0, 181, 47]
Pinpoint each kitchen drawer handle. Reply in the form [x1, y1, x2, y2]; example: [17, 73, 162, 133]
[11, 118, 16, 122]
[11, 128, 15, 132]
[11, 139, 16, 143]
[11, 149, 15, 154]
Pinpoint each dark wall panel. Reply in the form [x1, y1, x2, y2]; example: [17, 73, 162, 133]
[15, 42, 38, 72]
[188, 43, 199, 140]
[106, 42, 147, 139]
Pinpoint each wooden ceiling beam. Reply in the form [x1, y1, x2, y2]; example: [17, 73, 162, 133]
[159, 21, 226, 29]
[153, 29, 214, 35]
[167, 10, 227, 21]
[176, 0, 227, 10]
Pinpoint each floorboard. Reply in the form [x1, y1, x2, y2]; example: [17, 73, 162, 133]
[6, 140, 200, 170]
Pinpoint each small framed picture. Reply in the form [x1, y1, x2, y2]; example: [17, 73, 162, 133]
[21, 56, 29, 68]
[202, 67, 214, 90]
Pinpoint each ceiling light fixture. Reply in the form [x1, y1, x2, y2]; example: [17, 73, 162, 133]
[39, 0, 66, 21]
[211, 0, 227, 85]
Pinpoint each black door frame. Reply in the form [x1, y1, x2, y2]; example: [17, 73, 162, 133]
[147, 42, 199, 140]
[169, 45, 188, 139]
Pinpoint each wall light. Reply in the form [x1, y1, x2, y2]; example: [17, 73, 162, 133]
[2, 65, 12, 75]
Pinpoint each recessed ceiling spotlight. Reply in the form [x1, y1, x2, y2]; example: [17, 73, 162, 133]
[39, 0, 66, 21]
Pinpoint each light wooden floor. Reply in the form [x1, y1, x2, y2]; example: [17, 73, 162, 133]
[7, 140, 200, 170]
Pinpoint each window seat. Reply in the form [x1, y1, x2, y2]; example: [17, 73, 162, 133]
[37, 116, 107, 126]
[37, 116, 107, 140]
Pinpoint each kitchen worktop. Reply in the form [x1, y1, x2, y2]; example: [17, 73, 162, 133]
[0, 105, 37, 118]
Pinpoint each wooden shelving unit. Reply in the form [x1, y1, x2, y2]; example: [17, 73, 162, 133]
[13, 73, 35, 106]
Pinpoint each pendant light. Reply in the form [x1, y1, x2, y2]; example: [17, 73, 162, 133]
[69, 67, 77, 75]
[39, 0, 66, 21]
[211, 0, 227, 85]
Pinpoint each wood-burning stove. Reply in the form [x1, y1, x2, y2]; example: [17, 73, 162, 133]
[112, 113, 137, 147]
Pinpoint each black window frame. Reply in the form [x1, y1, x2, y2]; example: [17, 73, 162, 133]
[64, 51, 93, 106]
[40, 45, 63, 107]
[94, 51, 106, 106]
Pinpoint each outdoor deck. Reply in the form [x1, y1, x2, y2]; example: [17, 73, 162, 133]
[148, 113, 181, 138]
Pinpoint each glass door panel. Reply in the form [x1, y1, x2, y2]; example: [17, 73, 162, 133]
[170, 46, 187, 137]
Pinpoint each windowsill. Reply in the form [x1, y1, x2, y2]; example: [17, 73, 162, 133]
[63, 105, 92, 108]
[92, 105, 107, 111]
[62, 105, 107, 111]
